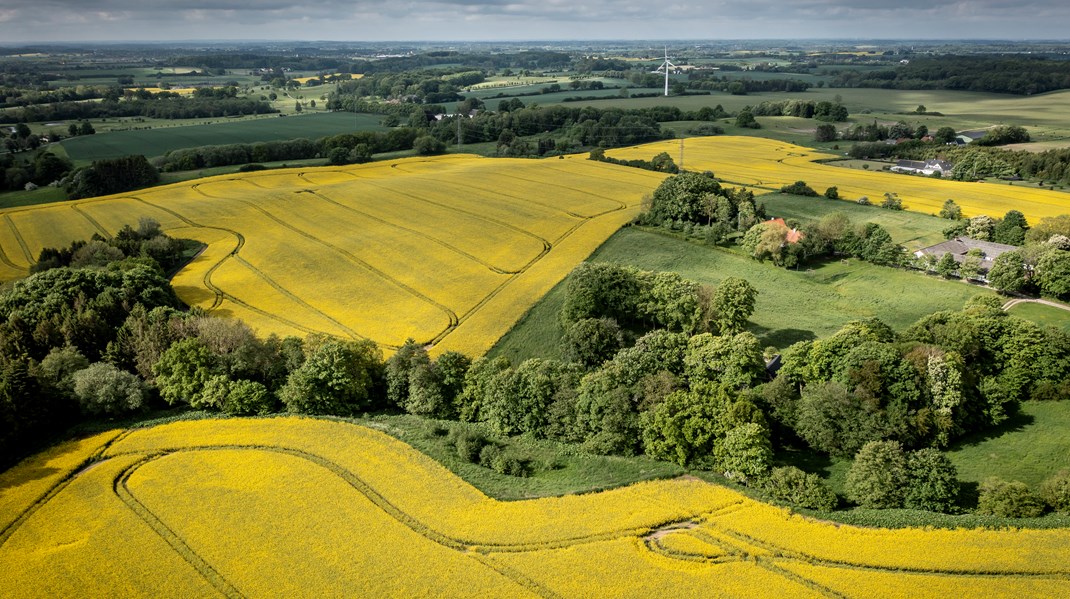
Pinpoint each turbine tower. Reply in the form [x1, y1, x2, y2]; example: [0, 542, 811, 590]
[658, 47, 676, 97]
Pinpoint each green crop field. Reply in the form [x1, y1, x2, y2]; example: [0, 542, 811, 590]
[489, 227, 993, 363]
[59, 112, 386, 163]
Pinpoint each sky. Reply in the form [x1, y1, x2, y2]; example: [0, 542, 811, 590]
[0, 0, 1068, 43]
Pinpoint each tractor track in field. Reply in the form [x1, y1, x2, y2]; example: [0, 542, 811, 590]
[69, 204, 112, 239]
[3, 214, 34, 264]
[131, 195, 367, 342]
[298, 189, 516, 275]
[190, 186, 461, 333]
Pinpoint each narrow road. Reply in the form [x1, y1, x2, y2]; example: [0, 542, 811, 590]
[1002, 298, 1070, 313]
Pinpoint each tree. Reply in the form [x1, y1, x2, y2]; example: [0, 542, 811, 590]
[824, 186, 839, 200]
[221, 379, 274, 416]
[734, 107, 759, 129]
[814, 123, 837, 142]
[279, 338, 383, 416]
[1039, 470, 1070, 514]
[562, 317, 624, 369]
[71, 362, 145, 415]
[640, 385, 732, 468]
[684, 332, 765, 389]
[153, 338, 220, 408]
[759, 466, 838, 511]
[795, 380, 887, 457]
[716, 422, 773, 482]
[958, 249, 983, 281]
[1036, 249, 1070, 299]
[987, 251, 1026, 293]
[413, 135, 446, 155]
[904, 448, 959, 512]
[845, 440, 908, 509]
[646, 171, 723, 224]
[712, 277, 757, 335]
[649, 152, 679, 173]
[977, 478, 1045, 517]
[993, 210, 1028, 246]
[966, 215, 996, 240]
[934, 126, 957, 144]
[935, 252, 958, 278]
[939, 199, 962, 220]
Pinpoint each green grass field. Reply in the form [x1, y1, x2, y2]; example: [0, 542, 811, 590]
[489, 227, 993, 363]
[60, 112, 385, 163]
[757, 192, 950, 250]
[1006, 302, 1070, 332]
[949, 400, 1070, 487]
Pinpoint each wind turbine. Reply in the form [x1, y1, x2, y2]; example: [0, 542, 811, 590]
[657, 47, 676, 96]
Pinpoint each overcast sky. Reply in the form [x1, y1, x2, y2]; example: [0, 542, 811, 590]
[1, 1, 1067, 43]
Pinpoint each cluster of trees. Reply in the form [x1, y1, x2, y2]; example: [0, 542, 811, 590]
[155, 129, 422, 172]
[588, 149, 679, 174]
[65, 155, 159, 200]
[31, 218, 199, 276]
[637, 171, 767, 244]
[829, 56, 1070, 95]
[740, 210, 903, 269]
[1, 151, 72, 192]
[685, 75, 812, 95]
[747, 99, 848, 121]
[1, 90, 276, 124]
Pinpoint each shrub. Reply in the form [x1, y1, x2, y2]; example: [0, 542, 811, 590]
[977, 478, 1046, 518]
[450, 429, 488, 463]
[716, 423, 773, 483]
[491, 452, 531, 477]
[779, 181, 818, 196]
[857, 196, 870, 206]
[823, 186, 839, 200]
[238, 163, 266, 172]
[845, 440, 908, 509]
[1038, 470, 1070, 513]
[760, 466, 838, 511]
[904, 448, 959, 513]
[71, 362, 145, 415]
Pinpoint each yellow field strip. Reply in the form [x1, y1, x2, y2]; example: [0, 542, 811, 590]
[1, 418, 1065, 598]
[604, 137, 1070, 225]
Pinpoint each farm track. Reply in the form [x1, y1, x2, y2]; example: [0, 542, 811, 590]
[129, 196, 363, 340]
[3, 214, 34, 264]
[4, 420, 1069, 596]
[1003, 298, 1070, 313]
[69, 204, 112, 239]
[191, 183, 461, 333]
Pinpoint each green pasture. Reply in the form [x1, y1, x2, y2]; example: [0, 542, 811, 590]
[488, 227, 992, 363]
[60, 112, 385, 163]
[756, 192, 949, 250]
[1007, 302, 1070, 332]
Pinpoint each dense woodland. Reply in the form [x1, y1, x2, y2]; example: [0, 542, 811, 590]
[829, 56, 1070, 95]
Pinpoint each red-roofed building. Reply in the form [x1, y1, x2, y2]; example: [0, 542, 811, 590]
[767, 218, 805, 244]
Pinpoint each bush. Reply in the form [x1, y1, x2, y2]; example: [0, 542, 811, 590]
[779, 181, 818, 196]
[845, 440, 908, 509]
[716, 423, 773, 483]
[823, 186, 839, 200]
[857, 196, 871, 206]
[904, 448, 959, 513]
[413, 135, 446, 155]
[976, 478, 1046, 518]
[760, 466, 838, 511]
[491, 452, 531, 477]
[1039, 470, 1070, 513]
[238, 163, 266, 172]
[451, 429, 488, 463]
[71, 362, 146, 415]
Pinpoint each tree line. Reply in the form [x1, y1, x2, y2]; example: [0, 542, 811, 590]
[1, 92, 276, 124]
[829, 55, 1070, 95]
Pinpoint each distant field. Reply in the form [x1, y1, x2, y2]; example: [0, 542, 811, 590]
[60, 112, 386, 162]
[489, 227, 993, 362]
[0, 155, 663, 356]
[2, 417, 1067, 597]
[1006, 302, 1070, 332]
[600, 136, 1070, 224]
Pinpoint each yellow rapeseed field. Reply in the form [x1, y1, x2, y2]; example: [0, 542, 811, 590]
[604, 136, 1070, 225]
[1, 418, 1067, 597]
[0, 155, 662, 354]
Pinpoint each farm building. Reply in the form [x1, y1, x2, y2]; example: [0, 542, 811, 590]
[914, 237, 1018, 277]
[890, 159, 953, 177]
[766, 218, 805, 244]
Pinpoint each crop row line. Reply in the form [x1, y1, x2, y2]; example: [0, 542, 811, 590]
[69, 204, 112, 239]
